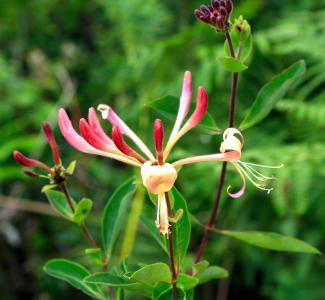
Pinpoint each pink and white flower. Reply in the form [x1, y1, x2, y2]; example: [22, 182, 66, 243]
[58, 71, 281, 234]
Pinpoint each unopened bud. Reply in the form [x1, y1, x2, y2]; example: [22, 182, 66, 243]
[233, 16, 251, 42]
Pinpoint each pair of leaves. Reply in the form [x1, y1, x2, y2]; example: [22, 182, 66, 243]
[45, 190, 92, 224]
[149, 60, 306, 133]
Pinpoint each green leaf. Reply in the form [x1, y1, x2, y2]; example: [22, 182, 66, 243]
[153, 282, 170, 300]
[147, 96, 221, 134]
[131, 263, 171, 286]
[45, 190, 75, 221]
[85, 248, 103, 265]
[240, 60, 306, 129]
[192, 260, 209, 276]
[218, 57, 248, 73]
[141, 216, 168, 254]
[156, 287, 186, 300]
[85, 272, 151, 297]
[219, 230, 321, 254]
[73, 198, 93, 224]
[196, 266, 229, 284]
[102, 177, 137, 256]
[170, 188, 191, 269]
[44, 259, 105, 300]
[66, 160, 77, 175]
[177, 273, 199, 290]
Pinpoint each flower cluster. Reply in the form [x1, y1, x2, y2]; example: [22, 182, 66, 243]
[195, 0, 233, 31]
[58, 71, 282, 235]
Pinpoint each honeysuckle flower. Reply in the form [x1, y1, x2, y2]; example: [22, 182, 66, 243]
[58, 71, 209, 235]
[172, 128, 283, 198]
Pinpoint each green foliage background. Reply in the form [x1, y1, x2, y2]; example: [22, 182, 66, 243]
[0, 0, 325, 299]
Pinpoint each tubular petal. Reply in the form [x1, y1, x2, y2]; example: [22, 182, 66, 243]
[58, 109, 142, 167]
[42, 122, 60, 166]
[88, 107, 117, 147]
[13, 151, 52, 173]
[172, 151, 240, 167]
[167, 71, 193, 144]
[80, 118, 117, 153]
[112, 126, 146, 163]
[227, 162, 246, 198]
[97, 104, 155, 161]
[164, 87, 208, 159]
[154, 119, 164, 164]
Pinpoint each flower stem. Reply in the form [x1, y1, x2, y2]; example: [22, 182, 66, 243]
[59, 182, 97, 248]
[193, 31, 239, 264]
[165, 192, 178, 300]
[58, 182, 115, 300]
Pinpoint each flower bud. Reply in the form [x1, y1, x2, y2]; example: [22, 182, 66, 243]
[43, 122, 60, 166]
[154, 119, 164, 164]
[13, 151, 52, 173]
[233, 16, 251, 42]
[141, 162, 177, 195]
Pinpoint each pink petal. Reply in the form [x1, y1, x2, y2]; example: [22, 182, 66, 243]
[42, 122, 60, 165]
[79, 118, 112, 152]
[172, 151, 240, 167]
[87, 107, 116, 147]
[112, 126, 146, 163]
[58, 109, 142, 167]
[182, 86, 208, 130]
[13, 151, 52, 173]
[227, 163, 246, 198]
[97, 104, 155, 161]
[168, 71, 193, 141]
[58, 108, 99, 154]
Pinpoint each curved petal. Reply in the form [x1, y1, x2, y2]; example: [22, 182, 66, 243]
[167, 71, 192, 144]
[172, 151, 240, 167]
[58, 109, 142, 167]
[88, 107, 117, 148]
[164, 87, 208, 159]
[227, 162, 246, 198]
[97, 104, 155, 161]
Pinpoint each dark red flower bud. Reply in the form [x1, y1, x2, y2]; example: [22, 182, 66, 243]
[154, 119, 164, 165]
[43, 122, 60, 166]
[13, 151, 52, 173]
[219, 7, 227, 16]
[226, 0, 233, 14]
[112, 126, 146, 164]
[211, 0, 220, 9]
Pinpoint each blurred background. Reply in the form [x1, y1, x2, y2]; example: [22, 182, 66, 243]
[1, 0, 325, 299]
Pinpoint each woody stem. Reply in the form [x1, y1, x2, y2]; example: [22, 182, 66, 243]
[193, 31, 239, 264]
[165, 192, 178, 300]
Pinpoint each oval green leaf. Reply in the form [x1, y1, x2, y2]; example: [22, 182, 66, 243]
[43, 259, 105, 300]
[177, 273, 199, 290]
[219, 230, 321, 254]
[45, 190, 75, 221]
[240, 60, 306, 130]
[102, 177, 137, 256]
[218, 57, 248, 73]
[195, 266, 229, 284]
[131, 263, 171, 286]
[73, 198, 93, 224]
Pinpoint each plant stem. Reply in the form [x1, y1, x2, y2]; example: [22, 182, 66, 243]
[59, 183, 97, 248]
[165, 192, 177, 300]
[193, 31, 239, 264]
